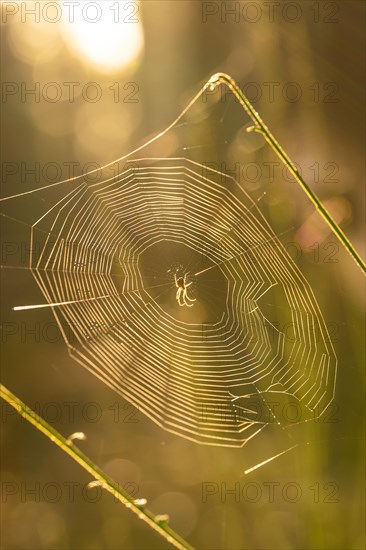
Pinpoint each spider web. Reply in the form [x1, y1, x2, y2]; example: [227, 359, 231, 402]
[1, 82, 337, 448]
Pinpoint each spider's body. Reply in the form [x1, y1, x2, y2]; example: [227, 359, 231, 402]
[174, 273, 195, 307]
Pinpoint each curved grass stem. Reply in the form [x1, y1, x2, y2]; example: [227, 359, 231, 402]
[0, 383, 195, 550]
[206, 73, 365, 274]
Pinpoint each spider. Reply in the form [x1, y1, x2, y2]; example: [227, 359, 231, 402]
[174, 273, 196, 307]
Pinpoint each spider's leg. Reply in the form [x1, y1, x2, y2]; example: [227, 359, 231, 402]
[185, 286, 196, 302]
[177, 289, 185, 307]
[176, 288, 180, 300]
[183, 290, 194, 307]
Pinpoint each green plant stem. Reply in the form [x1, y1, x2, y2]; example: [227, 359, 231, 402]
[207, 73, 366, 274]
[0, 383, 195, 550]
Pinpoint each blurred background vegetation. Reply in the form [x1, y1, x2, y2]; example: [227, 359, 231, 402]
[1, 1, 365, 549]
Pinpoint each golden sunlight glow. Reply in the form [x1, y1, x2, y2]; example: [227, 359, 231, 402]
[60, 1, 144, 71]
